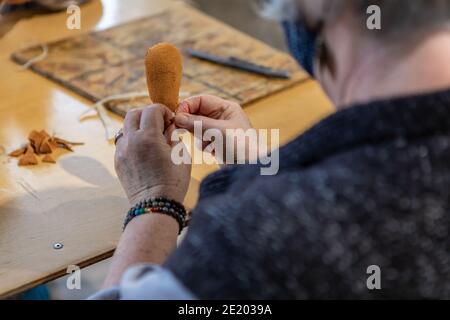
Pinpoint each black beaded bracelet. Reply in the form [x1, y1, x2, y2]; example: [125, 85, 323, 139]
[123, 197, 187, 234]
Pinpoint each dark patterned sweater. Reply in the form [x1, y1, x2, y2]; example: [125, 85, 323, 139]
[165, 88, 450, 299]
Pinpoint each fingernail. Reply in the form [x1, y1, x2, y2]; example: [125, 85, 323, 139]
[177, 101, 189, 113]
[175, 114, 189, 127]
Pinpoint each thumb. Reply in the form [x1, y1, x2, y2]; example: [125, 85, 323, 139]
[174, 113, 225, 133]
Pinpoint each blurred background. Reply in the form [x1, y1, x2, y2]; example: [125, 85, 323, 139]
[0, 0, 288, 51]
[189, 0, 287, 51]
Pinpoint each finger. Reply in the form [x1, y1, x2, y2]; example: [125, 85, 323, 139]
[174, 113, 227, 133]
[197, 138, 213, 152]
[114, 130, 128, 165]
[177, 100, 190, 114]
[140, 104, 174, 133]
[123, 109, 143, 134]
[177, 95, 231, 118]
[115, 131, 126, 149]
[164, 123, 178, 146]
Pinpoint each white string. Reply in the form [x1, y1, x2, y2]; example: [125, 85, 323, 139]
[93, 91, 149, 108]
[20, 44, 49, 69]
[78, 92, 148, 141]
[80, 91, 192, 141]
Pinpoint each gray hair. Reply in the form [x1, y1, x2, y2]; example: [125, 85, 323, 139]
[260, 0, 450, 39]
[259, 0, 299, 21]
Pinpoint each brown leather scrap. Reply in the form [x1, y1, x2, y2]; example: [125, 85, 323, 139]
[8, 130, 83, 166]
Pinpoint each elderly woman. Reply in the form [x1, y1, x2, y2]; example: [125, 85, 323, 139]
[92, 0, 450, 299]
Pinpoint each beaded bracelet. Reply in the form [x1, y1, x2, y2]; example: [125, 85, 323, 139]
[123, 197, 187, 234]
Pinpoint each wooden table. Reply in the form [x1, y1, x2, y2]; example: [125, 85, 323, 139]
[0, 0, 333, 298]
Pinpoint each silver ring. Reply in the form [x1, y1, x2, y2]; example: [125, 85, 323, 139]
[114, 128, 124, 145]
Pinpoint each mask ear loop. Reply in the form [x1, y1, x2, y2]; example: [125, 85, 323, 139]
[315, 27, 335, 76]
[313, 0, 340, 77]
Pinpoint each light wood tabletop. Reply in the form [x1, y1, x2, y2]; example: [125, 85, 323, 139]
[0, 0, 333, 298]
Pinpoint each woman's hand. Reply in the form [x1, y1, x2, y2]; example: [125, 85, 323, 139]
[174, 95, 253, 163]
[175, 95, 252, 133]
[115, 104, 191, 205]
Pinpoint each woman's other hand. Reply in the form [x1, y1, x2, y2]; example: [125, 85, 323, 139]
[175, 95, 252, 133]
[174, 95, 253, 163]
[115, 104, 191, 206]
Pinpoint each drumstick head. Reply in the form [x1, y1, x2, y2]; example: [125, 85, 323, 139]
[145, 43, 183, 112]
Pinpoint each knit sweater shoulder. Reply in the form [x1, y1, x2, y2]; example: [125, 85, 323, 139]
[165, 88, 450, 299]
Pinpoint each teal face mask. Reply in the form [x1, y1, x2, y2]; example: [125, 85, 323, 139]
[282, 20, 319, 77]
